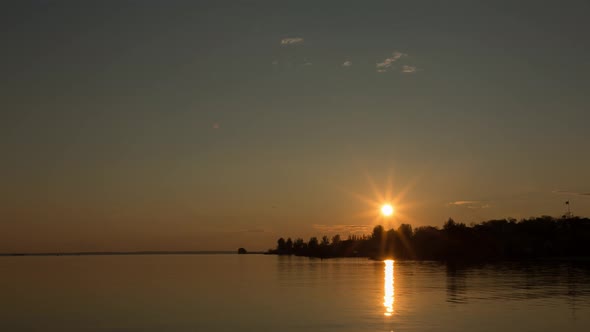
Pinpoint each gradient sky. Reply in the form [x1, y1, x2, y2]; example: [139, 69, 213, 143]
[2, 0, 590, 252]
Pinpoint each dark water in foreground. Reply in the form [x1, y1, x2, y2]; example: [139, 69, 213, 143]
[2, 255, 590, 331]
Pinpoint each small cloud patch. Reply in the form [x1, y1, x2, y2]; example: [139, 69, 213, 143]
[280, 37, 304, 45]
[376, 51, 407, 72]
[402, 65, 417, 73]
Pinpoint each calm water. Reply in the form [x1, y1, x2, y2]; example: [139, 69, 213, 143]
[2, 255, 590, 331]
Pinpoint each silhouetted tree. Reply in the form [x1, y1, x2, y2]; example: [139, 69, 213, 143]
[372, 225, 384, 241]
[396, 224, 414, 258]
[397, 224, 413, 239]
[293, 238, 305, 255]
[285, 238, 293, 254]
[332, 234, 341, 245]
[443, 218, 456, 231]
[277, 237, 286, 255]
[414, 226, 443, 259]
[308, 237, 319, 250]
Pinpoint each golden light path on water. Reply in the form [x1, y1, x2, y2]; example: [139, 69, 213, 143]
[384, 259, 394, 316]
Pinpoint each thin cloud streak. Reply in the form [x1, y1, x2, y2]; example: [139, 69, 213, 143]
[280, 37, 304, 45]
[449, 201, 480, 206]
[553, 190, 590, 196]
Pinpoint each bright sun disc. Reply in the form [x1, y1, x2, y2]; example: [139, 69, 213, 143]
[381, 204, 394, 216]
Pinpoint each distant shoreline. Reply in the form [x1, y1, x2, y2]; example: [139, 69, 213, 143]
[267, 216, 590, 261]
[0, 251, 267, 257]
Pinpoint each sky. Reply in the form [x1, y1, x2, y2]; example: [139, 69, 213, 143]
[1, 0, 590, 252]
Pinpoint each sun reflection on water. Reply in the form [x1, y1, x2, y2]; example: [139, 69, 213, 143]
[384, 259, 394, 316]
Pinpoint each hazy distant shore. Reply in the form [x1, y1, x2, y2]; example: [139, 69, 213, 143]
[0, 251, 266, 257]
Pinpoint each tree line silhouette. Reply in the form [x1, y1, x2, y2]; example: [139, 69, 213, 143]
[267, 216, 590, 261]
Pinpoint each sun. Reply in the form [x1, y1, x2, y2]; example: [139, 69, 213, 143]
[381, 204, 394, 217]
[343, 172, 417, 227]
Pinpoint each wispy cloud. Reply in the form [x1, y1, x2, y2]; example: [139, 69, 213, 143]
[448, 201, 491, 209]
[402, 65, 417, 73]
[280, 37, 304, 45]
[376, 51, 407, 72]
[553, 190, 590, 196]
[449, 201, 478, 206]
[342, 60, 352, 67]
[313, 224, 370, 234]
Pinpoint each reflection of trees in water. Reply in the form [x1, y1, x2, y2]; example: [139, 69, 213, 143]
[565, 263, 590, 321]
[567, 264, 579, 320]
[443, 262, 590, 312]
[276, 255, 351, 290]
[276, 255, 313, 286]
[446, 263, 468, 304]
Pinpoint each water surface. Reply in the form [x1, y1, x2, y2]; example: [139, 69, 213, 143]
[2, 255, 590, 331]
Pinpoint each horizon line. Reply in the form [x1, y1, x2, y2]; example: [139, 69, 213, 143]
[0, 250, 266, 257]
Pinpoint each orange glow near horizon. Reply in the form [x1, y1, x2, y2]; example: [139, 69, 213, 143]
[384, 259, 394, 316]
